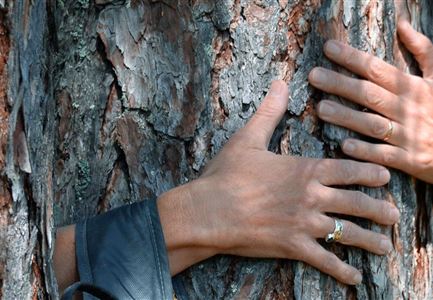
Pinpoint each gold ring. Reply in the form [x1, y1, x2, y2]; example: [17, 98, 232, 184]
[383, 120, 393, 141]
[325, 219, 344, 243]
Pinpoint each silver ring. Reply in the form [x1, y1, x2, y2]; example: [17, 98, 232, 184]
[325, 219, 344, 243]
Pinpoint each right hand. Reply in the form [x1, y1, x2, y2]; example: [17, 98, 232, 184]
[307, 21, 433, 184]
[159, 81, 400, 285]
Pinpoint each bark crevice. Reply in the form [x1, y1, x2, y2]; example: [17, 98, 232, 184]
[1, 0, 433, 299]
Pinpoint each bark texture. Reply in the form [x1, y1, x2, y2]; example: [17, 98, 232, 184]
[1, 0, 432, 299]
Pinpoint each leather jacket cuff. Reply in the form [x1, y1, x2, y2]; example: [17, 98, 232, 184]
[75, 198, 173, 299]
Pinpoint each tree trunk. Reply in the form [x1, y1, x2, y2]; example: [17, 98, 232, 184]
[1, 0, 432, 299]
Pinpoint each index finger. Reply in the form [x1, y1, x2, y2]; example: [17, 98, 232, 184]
[323, 40, 413, 95]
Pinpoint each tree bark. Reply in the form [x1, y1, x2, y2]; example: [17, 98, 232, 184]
[1, 0, 432, 299]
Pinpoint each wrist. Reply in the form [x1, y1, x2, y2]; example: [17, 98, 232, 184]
[157, 179, 220, 275]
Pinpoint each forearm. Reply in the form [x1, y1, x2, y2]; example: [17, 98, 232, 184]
[53, 181, 218, 293]
[53, 225, 78, 293]
[52, 80, 400, 291]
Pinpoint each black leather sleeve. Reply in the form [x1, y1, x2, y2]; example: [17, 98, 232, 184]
[74, 198, 173, 300]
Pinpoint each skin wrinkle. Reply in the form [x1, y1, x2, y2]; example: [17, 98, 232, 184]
[53, 81, 400, 291]
[53, 20, 433, 296]
[310, 20, 433, 183]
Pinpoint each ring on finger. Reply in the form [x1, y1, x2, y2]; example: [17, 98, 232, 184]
[383, 120, 394, 142]
[325, 218, 344, 243]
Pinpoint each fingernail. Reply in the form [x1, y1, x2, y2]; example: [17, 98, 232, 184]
[389, 207, 400, 223]
[318, 101, 335, 116]
[325, 41, 341, 56]
[379, 168, 391, 182]
[311, 68, 327, 84]
[343, 141, 356, 153]
[353, 272, 363, 284]
[380, 238, 393, 254]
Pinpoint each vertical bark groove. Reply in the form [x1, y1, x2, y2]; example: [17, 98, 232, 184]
[0, 5, 10, 299]
[0, 0, 432, 299]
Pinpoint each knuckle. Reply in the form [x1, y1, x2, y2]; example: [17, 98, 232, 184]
[382, 150, 396, 165]
[367, 58, 386, 81]
[354, 190, 366, 201]
[257, 99, 279, 118]
[350, 192, 366, 215]
[371, 119, 387, 137]
[340, 162, 356, 183]
[416, 44, 433, 60]
[340, 106, 353, 121]
[316, 159, 330, 175]
[368, 165, 382, 182]
[289, 241, 305, 260]
[302, 194, 318, 209]
[364, 86, 384, 108]
[380, 202, 392, 221]
[305, 183, 325, 208]
[342, 49, 357, 68]
[373, 234, 386, 250]
[320, 255, 336, 273]
[306, 214, 322, 234]
[321, 73, 335, 90]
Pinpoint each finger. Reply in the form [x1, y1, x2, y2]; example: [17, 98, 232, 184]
[316, 159, 390, 187]
[243, 80, 289, 149]
[341, 138, 411, 172]
[308, 68, 402, 120]
[318, 216, 393, 256]
[398, 20, 433, 78]
[317, 100, 407, 146]
[300, 241, 362, 285]
[319, 187, 400, 225]
[322, 40, 413, 94]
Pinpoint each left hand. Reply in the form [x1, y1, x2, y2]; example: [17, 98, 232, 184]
[308, 20, 433, 184]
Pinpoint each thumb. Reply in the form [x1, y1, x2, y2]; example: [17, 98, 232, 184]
[243, 80, 289, 149]
[397, 20, 433, 78]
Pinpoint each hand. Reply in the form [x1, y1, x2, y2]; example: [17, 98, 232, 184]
[308, 20, 433, 183]
[158, 81, 400, 285]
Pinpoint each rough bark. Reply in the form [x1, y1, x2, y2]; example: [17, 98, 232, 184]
[0, 0, 432, 299]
